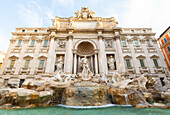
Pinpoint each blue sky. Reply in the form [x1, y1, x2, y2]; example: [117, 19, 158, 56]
[0, 0, 170, 52]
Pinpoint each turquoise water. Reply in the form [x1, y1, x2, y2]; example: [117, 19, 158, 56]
[0, 106, 170, 115]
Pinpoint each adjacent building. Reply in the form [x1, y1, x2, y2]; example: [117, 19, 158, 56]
[0, 50, 5, 69]
[158, 26, 170, 71]
[0, 7, 169, 85]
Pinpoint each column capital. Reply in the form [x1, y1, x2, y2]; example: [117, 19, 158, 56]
[98, 35, 104, 40]
[67, 35, 73, 40]
[114, 35, 120, 40]
[50, 31, 57, 39]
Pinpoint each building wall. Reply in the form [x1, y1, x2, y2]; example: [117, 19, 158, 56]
[158, 27, 170, 71]
[0, 8, 169, 83]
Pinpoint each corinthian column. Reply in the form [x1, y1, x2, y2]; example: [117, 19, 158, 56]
[45, 32, 56, 74]
[94, 53, 98, 74]
[73, 53, 77, 74]
[98, 34, 107, 74]
[115, 33, 126, 73]
[64, 35, 73, 74]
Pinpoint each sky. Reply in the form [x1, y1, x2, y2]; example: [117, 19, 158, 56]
[0, 0, 170, 52]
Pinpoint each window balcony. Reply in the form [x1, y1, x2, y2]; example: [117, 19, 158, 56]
[126, 67, 136, 74]
[40, 47, 49, 53]
[139, 67, 150, 74]
[19, 67, 31, 75]
[147, 44, 153, 47]
[3, 67, 15, 75]
[35, 67, 45, 74]
[153, 66, 165, 74]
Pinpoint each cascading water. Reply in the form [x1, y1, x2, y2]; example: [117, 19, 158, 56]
[123, 94, 129, 105]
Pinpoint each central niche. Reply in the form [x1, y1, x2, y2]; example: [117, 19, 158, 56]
[77, 42, 94, 55]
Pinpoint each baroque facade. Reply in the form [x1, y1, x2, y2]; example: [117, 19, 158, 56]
[158, 26, 170, 71]
[0, 7, 169, 85]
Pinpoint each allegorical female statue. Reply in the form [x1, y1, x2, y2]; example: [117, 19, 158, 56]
[55, 56, 63, 72]
[107, 55, 115, 70]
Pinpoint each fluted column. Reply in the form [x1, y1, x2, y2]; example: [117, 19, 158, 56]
[45, 36, 56, 74]
[94, 53, 98, 74]
[64, 35, 73, 74]
[73, 54, 77, 74]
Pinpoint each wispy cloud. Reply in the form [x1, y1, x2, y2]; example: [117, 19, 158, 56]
[121, 0, 170, 37]
[0, 28, 10, 52]
[0, 0, 170, 52]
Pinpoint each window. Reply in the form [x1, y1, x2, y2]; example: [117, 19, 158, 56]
[164, 38, 167, 43]
[143, 30, 146, 33]
[167, 46, 170, 52]
[10, 60, 15, 68]
[17, 40, 22, 46]
[44, 40, 48, 46]
[139, 59, 145, 67]
[30, 40, 35, 46]
[125, 59, 131, 67]
[134, 40, 139, 46]
[22, 30, 25, 32]
[153, 59, 159, 67]
[121, 40, 126, 46]
[47, 30, 49, 32]
[39, 60, 45, 68]
[34, 30, 38, 32]
[131, 30, 135, 33]
[24, 60, 30, 68]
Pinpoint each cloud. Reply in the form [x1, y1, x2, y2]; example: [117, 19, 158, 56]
[120, 0, 170, 37]
[0, 28, 10, 52]
[18, 1, 43, 27]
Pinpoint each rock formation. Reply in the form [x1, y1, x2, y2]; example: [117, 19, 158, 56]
[0, 73, 169, 109]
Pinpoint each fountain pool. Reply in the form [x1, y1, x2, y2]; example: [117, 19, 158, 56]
[0, 105, 169, 115]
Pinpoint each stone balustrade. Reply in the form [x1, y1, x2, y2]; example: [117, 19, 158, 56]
[3, 67, 15, 75]
[19, 67, 31, 75]
[139, 67, 150, 74]
[126, 67, 136, 74]
[35, 67, 45, 74]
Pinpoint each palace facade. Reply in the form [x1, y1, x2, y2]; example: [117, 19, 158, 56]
[0, 7, 169, 85]
[158, 26, 170, 71]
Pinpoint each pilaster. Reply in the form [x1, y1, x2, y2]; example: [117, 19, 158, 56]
[45, 32, 56, 74]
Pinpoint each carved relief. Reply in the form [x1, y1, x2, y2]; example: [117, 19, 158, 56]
[96, 18, 103, 28]
[52, 18, 60, 28]
[68, 18, 74, 27]
[105, 39, 112, 48]
[57, 39, 66, 49]
[74, 7, 95, 20]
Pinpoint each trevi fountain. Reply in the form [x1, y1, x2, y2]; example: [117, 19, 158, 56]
[0, 7, 170, 115]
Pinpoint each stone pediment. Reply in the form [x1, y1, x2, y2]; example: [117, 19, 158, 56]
[150, 54, 159, 59]
[136, 55, 146, 59]
[124, 55, 132, 59]
[9, 55, 19, 59]
[23, 55, 33, 60]
[38, 54, 47, 59]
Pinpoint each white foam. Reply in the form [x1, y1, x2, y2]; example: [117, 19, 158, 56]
[57, 104, 132, 109]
